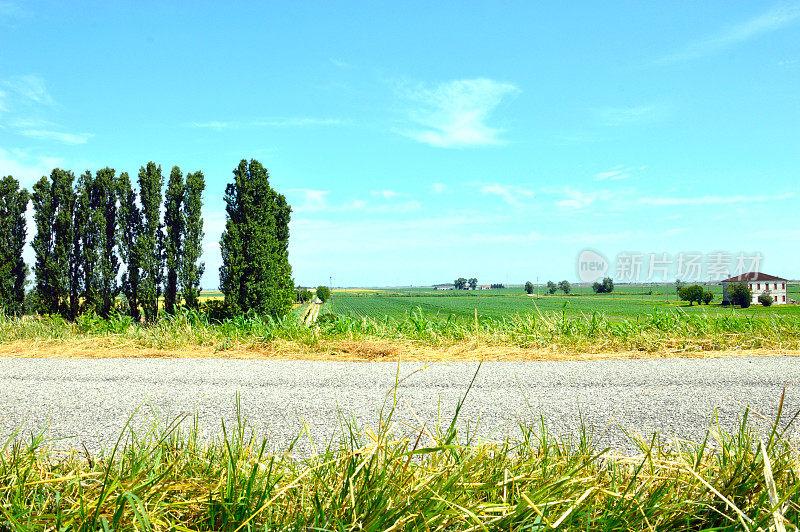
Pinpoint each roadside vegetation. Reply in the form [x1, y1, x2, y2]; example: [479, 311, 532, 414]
[0, 392, 797, 530]
[2, 302, 800, 357]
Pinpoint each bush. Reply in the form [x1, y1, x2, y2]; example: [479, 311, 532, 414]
[758, 294, 773, 307]
[316, 286, 331, 303]
[728, 282, 752, 308]
[200, 299, 232, 323]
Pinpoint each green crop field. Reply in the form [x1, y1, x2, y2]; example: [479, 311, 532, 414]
[331, 283, 800, 321]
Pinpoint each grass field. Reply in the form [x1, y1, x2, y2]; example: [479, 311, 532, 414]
[330, 283, 800, 322]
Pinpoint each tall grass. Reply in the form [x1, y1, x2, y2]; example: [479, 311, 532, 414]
[2, 306, 800, 354]
[0, 394, 798, 529]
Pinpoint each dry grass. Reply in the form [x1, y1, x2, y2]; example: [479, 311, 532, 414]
[1, 337, 798, 361]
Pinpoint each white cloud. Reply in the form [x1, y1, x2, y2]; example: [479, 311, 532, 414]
[398, 78, 520, 148]
[659, 3, 800, 63]
[641, 193, 794, 206]
[431, 182, 449, 194]
[370, 189, 404, 200]
[477, 183, 535, 206]
[554, 188, 614, 210]
[0, 148, 63, 186]
[21, 129, 92, 145]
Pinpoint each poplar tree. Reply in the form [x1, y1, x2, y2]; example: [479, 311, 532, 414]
[180, 170, 205, 310]
[137, 162, 163, 322]
[163, 166, 184, 314]
[94, 167, 119, 318]
[32, 169, 75, 317]
[118, 172, 142, 322]
[73, 171, 94, 315]
[0, 176, 30, 315]
[220, 159, 293, 317]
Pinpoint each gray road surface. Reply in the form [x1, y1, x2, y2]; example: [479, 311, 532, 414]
[0, 357, 798, 453]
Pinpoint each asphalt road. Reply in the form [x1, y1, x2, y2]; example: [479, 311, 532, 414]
[0, 357, 797, 454]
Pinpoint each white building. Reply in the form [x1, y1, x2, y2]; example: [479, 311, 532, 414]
[434, 285, 454, 291]
[720, 272, 789, 306]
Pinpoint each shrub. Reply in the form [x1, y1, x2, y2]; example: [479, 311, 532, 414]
[758, 294, 773, 307]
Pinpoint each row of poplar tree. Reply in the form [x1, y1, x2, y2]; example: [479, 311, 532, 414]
[0, 158, 295, 322]
[0, 163, 205, 321]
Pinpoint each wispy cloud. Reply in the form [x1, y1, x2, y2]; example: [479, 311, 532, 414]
[397, 78, 520, 148]
[641, 193, 794, 206]
[188, 117, 348, 129]
[553, 188, 614, 210]
[2, 75, 54, 106]
[21, 129, 92, 145]
[659, 3, 800, 63]
[431, 182, 450, 194]
[594, 105, 661, 126]
[0, 148, 64, 185]
[286, 188, 419, 214]
[477, 183, 535, 206]
[594, 165, 646, 181]
[370, 189, 404, 200]
[0, 1, 27, 24]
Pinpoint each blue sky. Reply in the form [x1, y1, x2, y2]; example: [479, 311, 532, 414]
[1, 1, 798, 287]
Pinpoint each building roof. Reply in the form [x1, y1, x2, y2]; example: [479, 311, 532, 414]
[720, 272, 788, 283]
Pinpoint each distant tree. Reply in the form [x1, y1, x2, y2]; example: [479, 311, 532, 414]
[524, 281, 534, 294]
[454, 277, 468, 290]
[296, 288, 314, 303]
[137, 162, 164, 322]
[316, 285, 331, 303]
[558, 280, 571, 295]
[758, 294, 773, 307]
[0, 176, 30, 316]
[702, 290, 714, 305]
[490, 283, 504, 289]
[468, 277, 478, 290]
[602, 277, 614, 294]
[546, 281, 557, 294]
[678, 284, 704, 306]
[728, 282, 752, 308]
[163, 166, 184, 314]
[593, 277, 614, 294]
[219, 159, 294, 317]
[675, 279, 685, 294]
[32, 169, 75, 317]
[117, 171, 143, 322]
[180, 170, 205, 310]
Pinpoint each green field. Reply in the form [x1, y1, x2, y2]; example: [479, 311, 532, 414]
[331, 284, 800, 321]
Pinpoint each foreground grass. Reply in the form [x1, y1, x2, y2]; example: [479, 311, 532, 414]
[1, 393, 799, 530]
[1, 306, 800, 357]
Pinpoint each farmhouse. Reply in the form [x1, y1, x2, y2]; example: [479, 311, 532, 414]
[720, 272, 789, 305]
[434, 284, 454, 291]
